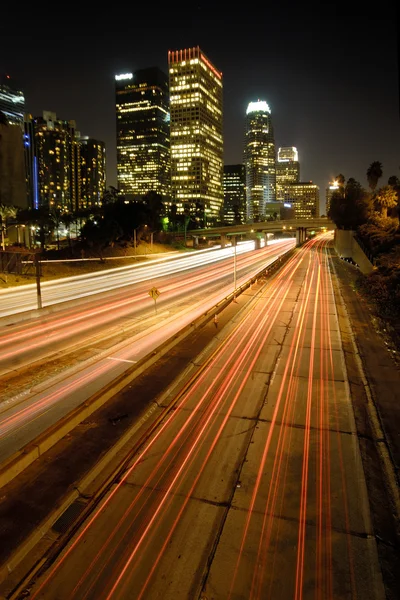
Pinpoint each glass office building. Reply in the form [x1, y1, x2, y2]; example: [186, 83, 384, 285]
[168, 46, 223, 225]
[116, 67, 170, 200]
[244, 100, 276, 221]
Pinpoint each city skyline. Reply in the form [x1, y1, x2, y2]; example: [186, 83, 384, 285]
[1, 5, 399, 214]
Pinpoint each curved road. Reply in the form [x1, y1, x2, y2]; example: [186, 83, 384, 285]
[0, 239, 295, 463]
[22, 234, 384, 599]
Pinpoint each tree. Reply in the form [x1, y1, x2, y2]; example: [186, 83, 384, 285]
[143, 191, 164, 230]
[81, 218, 123, 261]
[0, 204, 17, 250]
[374, 185, 398, 218]
[367, 161, 383, 193]
[328, 178, 371, 229]
[101, 186, 120, 205]
[49, 208, 63, 250]
[62, 212, 76, 250]
[335, 173, 346, 188]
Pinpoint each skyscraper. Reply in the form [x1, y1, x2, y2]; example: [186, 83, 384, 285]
[223, 165, 246, 225]
[115, 68, 170, 200]
[284, 182, 320, 219]
[79, 137, 106, 208]
[325, 180, 339, 216]
[0, 75, 25, 126]
[168, 46, 223, 225]
[276, 146, 300, 201]
[244, 100, 276, 222]
[29, 112, 77, 211]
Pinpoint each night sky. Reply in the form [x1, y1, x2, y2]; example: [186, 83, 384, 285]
[1, 2, 399, 213]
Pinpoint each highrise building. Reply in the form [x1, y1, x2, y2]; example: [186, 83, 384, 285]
[24, 113, 106, 212]
[115, 67, 170, 200]
[223, 165, 246, 225]
[30, 111, 77, 211]
[325, 180, 339, 216]
[0, 121, 26, 209]
[168, 46, 223, 225]
[79, 137, 106, 208]
[0, 75, 25, 126]
[276, 146, 300, 201]
[284, 182, 320, 219]
[244, 100, 276, 222]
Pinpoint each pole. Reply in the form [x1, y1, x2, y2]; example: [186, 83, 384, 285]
[35, 253, 42, 309]
[151, 232, 154, 252]
[233, 236, 237, 292]
[134, 228, 137, 257]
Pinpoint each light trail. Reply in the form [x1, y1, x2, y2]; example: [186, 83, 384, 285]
[23, 232, 375, 600]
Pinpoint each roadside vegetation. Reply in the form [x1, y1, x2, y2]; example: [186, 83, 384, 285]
[328, 162, 400, 341]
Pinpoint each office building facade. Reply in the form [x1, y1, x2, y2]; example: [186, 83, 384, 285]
[223, 164, 246, 224]
[116, 67, 170, 200]
[284, 182, 320, 219]
[24, 112, 106, 212]
[325, 181, 339, 216]
[276, 146, 300, 201]
[79, 137, 106, 208]
[0, 75, 25, 126]
[168, 46, 223, 225]
[244, 100, 276, 221]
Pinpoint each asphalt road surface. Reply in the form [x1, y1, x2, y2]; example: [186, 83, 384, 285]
[0, 239, 294, 464]
[22, 234, 385, 599]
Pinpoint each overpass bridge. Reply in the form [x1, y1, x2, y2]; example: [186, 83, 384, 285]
[188, 218, 336, 248]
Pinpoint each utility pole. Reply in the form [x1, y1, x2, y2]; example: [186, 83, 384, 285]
[233, 236, 237, 292]
[34, 252, 42, 309]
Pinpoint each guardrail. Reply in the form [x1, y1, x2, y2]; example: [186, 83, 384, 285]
[0, 246, 295, 491]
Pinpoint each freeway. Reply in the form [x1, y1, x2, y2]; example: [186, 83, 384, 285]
[0, 238, 295, 464]
[19, 233, 384, 599]
[0, 240, 268, 318]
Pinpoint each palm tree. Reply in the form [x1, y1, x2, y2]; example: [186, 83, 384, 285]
[367, 161, 383, 193]
[0, 204, 17, 250]
[374, 186, 398, 218]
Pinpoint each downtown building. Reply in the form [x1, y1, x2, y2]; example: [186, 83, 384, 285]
[325, 180, 339, 216]
[115, 67, 170, 201]
[223, 164, 246, 225]
[0, 75, 27, 210]
[284, 182, 320, 219]
[276, 146, 300, 201]
[24, 112, 106, 212]
[0, 74, 25, 126]
[78, 136, 106, 209]
[168, 46, 223, 225]
[244, 101, 277, 222]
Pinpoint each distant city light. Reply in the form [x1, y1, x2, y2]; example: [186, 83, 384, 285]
[115, 73, 133, 81]
[284, 203, 292, 208]
[246, 100, 271, 115]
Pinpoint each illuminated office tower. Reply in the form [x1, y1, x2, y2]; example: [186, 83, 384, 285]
[115, 68, 170, 200]
[325, 180, 339, 216]
[244, 101, 276, 221]
[0, 74, 25, 126]
[79, 137, 106, 208]
[223, 164, 246, 224]
[168, 46, 223, 225]
[276, 146, 300, 201]
[30, 111, 78, 211]
[284, 182, 320, 218]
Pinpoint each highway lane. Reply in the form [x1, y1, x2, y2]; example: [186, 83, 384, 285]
[22, 233, 384, 600]
[0, 239, 295, 463]
[0, 241, 261, 318]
